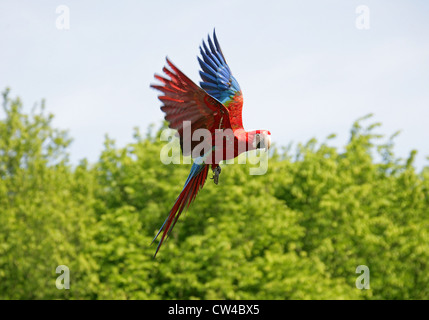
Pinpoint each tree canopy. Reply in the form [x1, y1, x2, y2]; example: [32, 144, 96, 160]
[0, 89, 428, 299]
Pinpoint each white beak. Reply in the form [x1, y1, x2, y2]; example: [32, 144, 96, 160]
[265, 134, 271, 151]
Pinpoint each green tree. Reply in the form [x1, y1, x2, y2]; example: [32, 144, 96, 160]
[0, 89, 428, 299]
[0, 89, 98, 299]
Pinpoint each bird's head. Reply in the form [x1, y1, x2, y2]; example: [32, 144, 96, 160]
[248, 130, 271, 151]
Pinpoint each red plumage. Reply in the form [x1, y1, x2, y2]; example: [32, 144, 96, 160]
[151, 58, 231, 157]
[150, 32, 271, 257]
[152, 164, 210, 257]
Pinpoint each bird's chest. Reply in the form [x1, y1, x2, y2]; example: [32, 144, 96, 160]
[211, 132, 242, 162]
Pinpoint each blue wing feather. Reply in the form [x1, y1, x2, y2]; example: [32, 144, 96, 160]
[199, 71, 217, 83]
[198, 30, 241, 105]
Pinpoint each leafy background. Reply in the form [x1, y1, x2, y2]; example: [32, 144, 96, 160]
[0, 89, 428, 299]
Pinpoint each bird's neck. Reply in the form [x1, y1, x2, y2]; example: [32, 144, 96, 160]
[233, 129, 254, 152]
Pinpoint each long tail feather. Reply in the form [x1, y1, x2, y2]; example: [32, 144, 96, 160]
[152, 162, 210, 257]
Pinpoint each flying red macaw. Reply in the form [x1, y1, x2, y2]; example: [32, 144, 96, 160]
[150, 30, 271, 257]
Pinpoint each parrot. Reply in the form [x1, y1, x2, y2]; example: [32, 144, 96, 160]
[150, 30, 271, 257]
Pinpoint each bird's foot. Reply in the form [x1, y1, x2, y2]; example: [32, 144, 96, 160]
[210, 166, 222, 185]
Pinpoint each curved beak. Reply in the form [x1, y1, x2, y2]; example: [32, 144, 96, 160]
[254, 133, 272, 151]
[265, 134, 271, 151]
[258, 133, 271, 151]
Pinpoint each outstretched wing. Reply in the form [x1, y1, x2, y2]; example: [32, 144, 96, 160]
[198, 30, 243, 130]
[151, 58, 231, 156]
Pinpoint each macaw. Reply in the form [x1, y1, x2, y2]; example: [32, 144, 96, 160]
[150, 30, 271, 257]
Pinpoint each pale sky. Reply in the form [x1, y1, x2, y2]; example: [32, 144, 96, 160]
[1, 0, 428, 170]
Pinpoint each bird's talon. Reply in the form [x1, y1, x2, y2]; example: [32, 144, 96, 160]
[212, 166, 221, 185]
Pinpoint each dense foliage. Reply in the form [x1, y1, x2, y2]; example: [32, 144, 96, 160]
[0, 89, 428, 299]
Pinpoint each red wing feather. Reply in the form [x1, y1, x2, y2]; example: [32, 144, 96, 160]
[151, 58, 231, 156]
